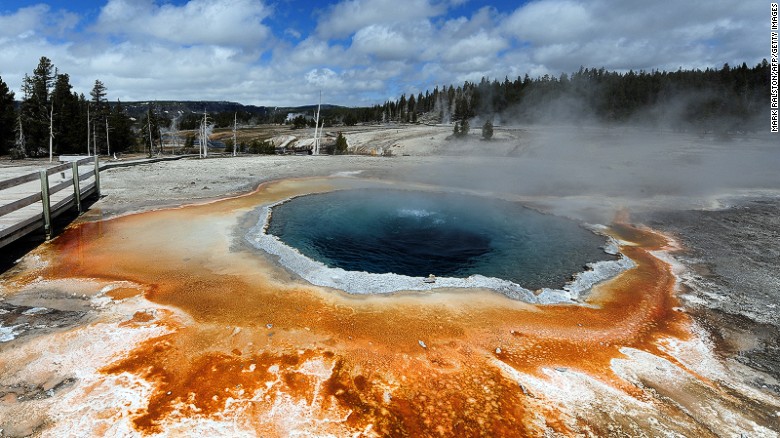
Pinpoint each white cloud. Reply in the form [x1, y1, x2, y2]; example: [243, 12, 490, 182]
[284, 28, 302, 40]
[351, 22, 435, 61]
[0, 0, 768, 107]
[94, 0, 272, 48]
[503, 1, 592, 45]
[285, 38, 353, 68]
[316, 0, 445, 39]
[500, 0, 764, 73]
[441, 31, 507, 63]
[0, 5, 79, 40]
[305, 68, 342, 88]
[0, 5, 49, 39]
[0, 6, 82, 97]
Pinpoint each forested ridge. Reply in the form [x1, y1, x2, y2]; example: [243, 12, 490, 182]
[356, 60, 770, 132]
[0, 58, 771, 157]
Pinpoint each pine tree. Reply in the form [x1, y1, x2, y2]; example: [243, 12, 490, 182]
[90, 80, 108, 155]
[482, 120, 493, 140]
[51, 73, 83, 154]
[20, 56, 56, 156]
[0, 76, 15, 154]
[460, 119, 470, 137]
[334, 132, 348, 154]
[109, 100, 134, 154]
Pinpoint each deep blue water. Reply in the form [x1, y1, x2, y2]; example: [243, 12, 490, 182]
[266, 189, 614, 290]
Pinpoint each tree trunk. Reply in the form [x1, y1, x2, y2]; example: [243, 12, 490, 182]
[49, 105, 54, 162]
[87, 104, 91, 156]
[232, 112, 237, 156]
[105, 118, 110, 157]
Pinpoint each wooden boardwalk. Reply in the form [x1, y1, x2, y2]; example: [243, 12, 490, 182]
[0, 153, 214, 250]
[0, 156, 100, 249]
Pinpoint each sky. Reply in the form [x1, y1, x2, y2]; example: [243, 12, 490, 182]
[0, 0, 769, 107]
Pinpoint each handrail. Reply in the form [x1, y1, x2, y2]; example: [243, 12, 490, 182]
[0, 192, 43, 217]
[49, 178, 73, 195]
[0, 172, 39, 191]
[78, 170, 94, 182]
[0, 156, 100, 242]
[45, 162, 72, 176]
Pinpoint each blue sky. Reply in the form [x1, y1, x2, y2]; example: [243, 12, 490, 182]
[0, 0, 768, 106]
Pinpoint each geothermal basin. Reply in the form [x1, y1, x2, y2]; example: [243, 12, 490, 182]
[1, 129, 779, 437]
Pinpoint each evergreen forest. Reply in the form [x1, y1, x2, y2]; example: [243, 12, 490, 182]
[351, 61, 770, 132]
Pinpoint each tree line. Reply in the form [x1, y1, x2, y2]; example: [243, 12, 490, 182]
[344, 60, 771, 132]
[0, 57, 135, 158]
[1, 58, 771, 157]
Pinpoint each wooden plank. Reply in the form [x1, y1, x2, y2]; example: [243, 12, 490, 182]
[79, 169, 94, 181]
[51, 194, 76, 217]
[0, 220, 43, 247]
[0, 213, 42, 241]
[50, 178, 73, 195]
[77, 156, 94, 166]
[0, 172, 39, 191]
[46, 162, 72, 176]
[0, 192, 43, 217]
[81, 182, 96, 197]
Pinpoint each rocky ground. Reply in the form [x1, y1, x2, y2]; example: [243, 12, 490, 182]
[644, 199, 780, 395]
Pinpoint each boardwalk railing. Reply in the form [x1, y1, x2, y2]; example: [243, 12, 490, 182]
[0, 156, 100, 248]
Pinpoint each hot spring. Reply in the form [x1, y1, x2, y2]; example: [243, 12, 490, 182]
[260, 188, 618, 293]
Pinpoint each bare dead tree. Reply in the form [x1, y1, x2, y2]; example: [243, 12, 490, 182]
[105, 118, 111, 158]
[147, 109, 153, 158]
[48, 103, 54, 162]
[313, 91, 322, 154]
[199, 109, 212, 158]
[13, 114, 26, 159]
[232, 112, 237, 156]
[86, 103, 91, 156]
[157, 125, 163, 156]
[199, 111, 206, 158]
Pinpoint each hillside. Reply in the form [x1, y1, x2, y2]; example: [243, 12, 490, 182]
[114, 101, 343, 120]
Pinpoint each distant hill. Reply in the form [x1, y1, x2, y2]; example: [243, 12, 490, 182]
[113, 100, 343, 119]
[12, 99, 344, 120]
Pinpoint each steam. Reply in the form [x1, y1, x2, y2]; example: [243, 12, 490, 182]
[365, 120, 778, 222]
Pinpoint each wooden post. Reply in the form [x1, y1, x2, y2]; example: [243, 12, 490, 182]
[93, 155, 101, 197]
[40, 170, 52, 239]
[72, 161, 82, 213]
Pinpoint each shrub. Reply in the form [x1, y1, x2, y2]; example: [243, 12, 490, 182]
[334, 132, 348, 154]
[482, 120, 493, 140]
